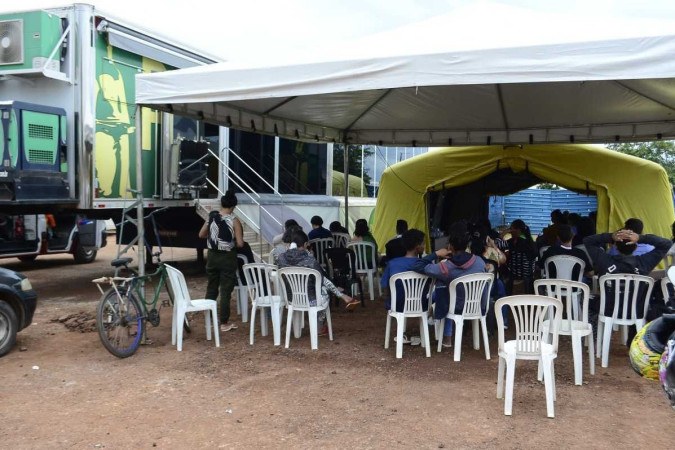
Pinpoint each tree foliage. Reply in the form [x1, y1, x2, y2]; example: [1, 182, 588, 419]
[607, 140, 675, 186]
[332, 144, 374, 185]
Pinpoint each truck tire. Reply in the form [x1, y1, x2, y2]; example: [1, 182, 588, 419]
[73, 241, 97, 264]
[0, 300, 18, 357]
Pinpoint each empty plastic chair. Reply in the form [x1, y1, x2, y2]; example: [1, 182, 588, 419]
[437, 272, 494, 361]
[495, 295, 562, 418]
[535, 279, 594, 385]
[348, 241, 380, 300]
[235, 253, 250, 322]
[165, 264, 220, 352]
[243, 263, 284, 346]
[277, 266, 333, 350]
[596, 273, 654, 368]
[384, 271, 432, 359]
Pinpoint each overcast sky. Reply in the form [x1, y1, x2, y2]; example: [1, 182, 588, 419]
[3, 0, 675, 63]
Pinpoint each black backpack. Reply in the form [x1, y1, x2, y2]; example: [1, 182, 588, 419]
[207, 211, 233, 250]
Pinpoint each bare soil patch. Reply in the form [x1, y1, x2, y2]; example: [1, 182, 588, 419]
[1, 244, 673, 449]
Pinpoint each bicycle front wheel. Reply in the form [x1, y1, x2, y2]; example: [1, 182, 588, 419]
[96, 288, 145, 358]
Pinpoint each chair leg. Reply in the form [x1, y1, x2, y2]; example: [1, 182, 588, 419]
[260, 308, 269, 337]
[504, 356, 516, 416]
[437, 318, 445, 353]
[454, 319, 464, 362]
[480, 317, 490, 360]
[472, 319, 480, 350]
[285, 307, 294, 349]
[368, 273, 375, 301]
[571, 331, 583, 385]
[396, 316, 404, 359]
[211, 306, 220, 348]
[588, 333, 595, 376]
[384, 314, 392, 349]
[420, 316, 431, 357]
[308, 308, 319, 350]
[601, 318, 613, 368]
[171, 307, 178, 346]
[542, 356, 556, 418]
[176, 310, 185, 352]
[325, 306, 333, 341]
[596, 319, 604, 359]
[240, 290, 249, 323]
[293, 311, 303, 338]
[249, 304, 257, 346]
[497, 356, 505, 399]
[236, 289, 241, 315]
[205, 310, 212, 341]
[270, 303, 282, 346]
[621, 325, 628, 345]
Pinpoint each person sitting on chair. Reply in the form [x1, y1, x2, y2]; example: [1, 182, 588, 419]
[608, 218, 655, 256]
[540, 224, 593, 279]
[308, 215, 332, 240]
[277, 230, 360, 335]
[382, 219, 408, 266]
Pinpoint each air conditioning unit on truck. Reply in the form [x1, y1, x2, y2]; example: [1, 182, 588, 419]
[0, 4, 221, 263]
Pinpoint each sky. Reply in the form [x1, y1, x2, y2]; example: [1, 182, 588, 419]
[3, 0, 675, 63]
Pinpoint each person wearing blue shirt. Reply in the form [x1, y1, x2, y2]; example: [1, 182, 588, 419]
[308, 215, 332, 240]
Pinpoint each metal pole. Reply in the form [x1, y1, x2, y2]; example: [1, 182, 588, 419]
[343, 143, 349, 233]
[135, 108, 145, 276]
[360, 145, 364, 197]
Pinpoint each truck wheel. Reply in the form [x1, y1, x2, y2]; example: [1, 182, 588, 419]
[0, 301, 18, 357]
[17, 255, 38, 262]
[73, 241, 97, 264]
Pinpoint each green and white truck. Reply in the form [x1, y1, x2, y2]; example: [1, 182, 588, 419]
[0, 3, 221, 263]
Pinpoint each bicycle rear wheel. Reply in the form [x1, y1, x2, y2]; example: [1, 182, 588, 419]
[96, 288, 145, 358]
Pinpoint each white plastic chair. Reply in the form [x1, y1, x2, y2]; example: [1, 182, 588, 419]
[596, 273, 654, 368]
[348, 241, 380, 300]
[384, 271, 432, 359]
[308, 237, 333, 270]
[495, 295, 562, 418]
[277, 266, 333, 350]
[165, 264, 220, 352]
[332, 232, 351, 248]
[243, 263, 284, 346]
[437, 273, 494, 361]
[535, 279, 594, 385]
[235, 253, 250, 323]
[543, 255, 585, 319]
[661, 276, 673, 306]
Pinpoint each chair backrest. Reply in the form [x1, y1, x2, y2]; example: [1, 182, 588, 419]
[668, 265, 675, 285]
[332, 232, 351, 248]
[277, 266, 323, 309]
[539, 246, 550, 260]
[448, 272, 494, 318]
[348, 241, 377, 271]
[236, 253, 249, 285]
[534, 278, 590, 323]
[543, 255, 585, 282]
[598, 273, 655, 321]
[164, 264, 191, 308]
[389, 271, 430, 314]
[308, 238, 333, 268]
[242, 263, 276, 302]
[495, 295, 563, 356]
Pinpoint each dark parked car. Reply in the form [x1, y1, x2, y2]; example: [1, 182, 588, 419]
[0, 267, 38, 357]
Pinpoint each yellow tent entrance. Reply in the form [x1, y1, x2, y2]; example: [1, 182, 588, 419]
[373, 144, 674, 250]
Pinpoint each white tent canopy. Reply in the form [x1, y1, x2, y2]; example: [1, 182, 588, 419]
[136, 4, 675, 146]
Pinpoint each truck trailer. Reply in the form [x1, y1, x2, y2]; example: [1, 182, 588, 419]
[0, 3, 222, 263]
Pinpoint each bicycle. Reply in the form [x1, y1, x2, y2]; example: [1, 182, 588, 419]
[93, 252, 189, 358]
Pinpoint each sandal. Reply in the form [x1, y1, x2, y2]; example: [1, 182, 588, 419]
[410, 336, 422, 346]
[394, 334, 411, 344]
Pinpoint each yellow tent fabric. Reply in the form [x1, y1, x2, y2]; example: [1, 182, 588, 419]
[372, 144, 674, 250]
[332, 170, 368, 197]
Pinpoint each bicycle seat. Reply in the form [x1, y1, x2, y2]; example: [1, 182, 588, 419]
[111, 257, 133, 268]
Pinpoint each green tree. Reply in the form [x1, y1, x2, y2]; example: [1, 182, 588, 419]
[607, 140, 675, 186]
[333, 144, 374, 186]
[537, 182, 561, 190]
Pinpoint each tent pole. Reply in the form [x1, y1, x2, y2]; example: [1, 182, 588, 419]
[343, 143, 349, 233]
[135, 107, 145, 276]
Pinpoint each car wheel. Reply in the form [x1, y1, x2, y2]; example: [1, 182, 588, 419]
[0, 300, 18, 357]
[73, 241, 97, 264]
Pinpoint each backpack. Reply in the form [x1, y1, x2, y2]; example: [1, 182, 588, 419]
[207, 211, 233, 250]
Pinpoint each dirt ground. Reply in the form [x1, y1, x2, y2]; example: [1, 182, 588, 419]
[1, 243, 674, 449]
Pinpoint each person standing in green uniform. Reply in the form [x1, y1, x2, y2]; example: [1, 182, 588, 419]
[199, 190, 244, 332]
